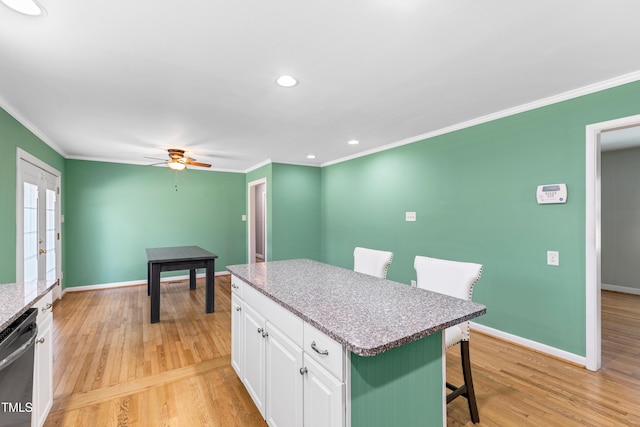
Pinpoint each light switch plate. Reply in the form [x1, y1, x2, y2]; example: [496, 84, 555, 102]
[241, 214, 247, 221]
[405, 212, 416, 222]
[547, 250, 559, 266]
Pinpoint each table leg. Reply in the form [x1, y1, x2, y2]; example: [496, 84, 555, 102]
[190, 269, 196, 290]
[205, 259, 215, 313]
[147, 261, 151, 296]
[151, 263, 161, 323]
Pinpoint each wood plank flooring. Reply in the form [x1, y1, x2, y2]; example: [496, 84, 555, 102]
[45, 279, 640, 426]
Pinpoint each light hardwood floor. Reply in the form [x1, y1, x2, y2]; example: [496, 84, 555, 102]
[45, 278, 640, 426]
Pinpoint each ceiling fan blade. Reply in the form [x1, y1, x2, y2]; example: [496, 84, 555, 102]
[148, 161, 168, 166]
[144, 156, 167, 161]
[186, 161, 212, 168]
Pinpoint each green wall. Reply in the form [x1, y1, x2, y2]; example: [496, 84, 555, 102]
[64, 160, 246, 287]
[0, 108, 65, 284]
[321, 81, 640, 356]
[271, 163, 321, 261]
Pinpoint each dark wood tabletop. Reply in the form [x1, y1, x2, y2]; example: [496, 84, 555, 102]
[145, 245, 217, 263]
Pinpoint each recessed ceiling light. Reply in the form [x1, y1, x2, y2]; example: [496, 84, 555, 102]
[1, 0, 45, 16]
[306, 154, 316, 159]
[276, 75, 298, 87]
[348, 140, 360, 145]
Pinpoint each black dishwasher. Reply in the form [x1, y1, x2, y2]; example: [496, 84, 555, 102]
[0, 308, 38, 427]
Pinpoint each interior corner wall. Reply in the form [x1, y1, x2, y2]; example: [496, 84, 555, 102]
[320, 80, 640, 357]
[271, 163, 321, 261]
[247, 163, 273, 261]
[601, 146, 640, 290]
[0, 107, 65, 284]
[64, 160, 246, 288]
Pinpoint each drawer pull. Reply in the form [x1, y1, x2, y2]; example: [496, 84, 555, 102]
[262, 330, 269, 338]
[41, 303, 53, 312]
[36, 338, 45, 344]
[257, 327, 263, 334]
[311, 341, 329, 356]
[299, 367, 308, 375]
[232, 284, 238, 289]
[235, 306, 242, 312]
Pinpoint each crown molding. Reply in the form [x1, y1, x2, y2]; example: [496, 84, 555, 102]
[322, 70, 640, 167]
[0, 94, 67, 157]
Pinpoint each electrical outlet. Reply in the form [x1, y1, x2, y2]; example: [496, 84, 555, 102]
[242, 214, 247, 221]
[405, 212, 416, 222]
[547, 250, 559, 266]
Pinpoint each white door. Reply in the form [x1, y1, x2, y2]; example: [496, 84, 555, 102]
[303, 355, 345, 427]
[18, 155, 60, 287]
[231, 294, 244, 377]
[243, 304, 266, 416]
[265, 323, 303, 427]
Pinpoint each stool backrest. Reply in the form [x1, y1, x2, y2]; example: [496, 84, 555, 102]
[353, 247, 394, 279]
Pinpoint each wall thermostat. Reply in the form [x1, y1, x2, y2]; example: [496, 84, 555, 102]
[537, 183, 567, 204]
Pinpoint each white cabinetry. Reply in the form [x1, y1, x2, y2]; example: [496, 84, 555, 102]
[265, 324, 303, 427]
[302, 355, 344, 427]
[32, 290, 53, 427]
[231, 293, 244, 377]
[242, 303, 267, 415]
[231, 275, 345, 427]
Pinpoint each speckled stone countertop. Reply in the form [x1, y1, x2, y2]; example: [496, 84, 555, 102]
[227, 259, 486, 357]
[0, 280, 57, 331]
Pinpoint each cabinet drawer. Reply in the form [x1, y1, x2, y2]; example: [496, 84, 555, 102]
[231, 275, 244, 298]
[303, 322, 344, 381]
[244, 285, 303, 347]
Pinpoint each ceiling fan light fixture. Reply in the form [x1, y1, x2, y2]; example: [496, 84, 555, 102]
[167, 161, 186, 171]
[1, 0, 45, 16]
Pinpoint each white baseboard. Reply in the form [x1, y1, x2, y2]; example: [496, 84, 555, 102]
[601, 283, 640, 295]
[470, 321, 587, 367]
[62, 271, 230, 297]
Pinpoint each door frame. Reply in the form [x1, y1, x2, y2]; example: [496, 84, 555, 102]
[585, 113, 640, 371]
[248, 178, 267, 263]
[16, 148, 62, 299]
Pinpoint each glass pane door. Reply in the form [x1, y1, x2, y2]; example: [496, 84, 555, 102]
[23, 182, 39, 283]
[18, 158, 59, 285]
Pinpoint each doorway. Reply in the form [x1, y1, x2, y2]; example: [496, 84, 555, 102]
[585, 113, 640, 371]
[248, 178, 267, 264]
[16, 149, 62, 300]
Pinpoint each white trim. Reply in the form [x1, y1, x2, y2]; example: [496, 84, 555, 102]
[61, 271, 229, 296]
[248, 178, 268, 263]
[470, 322, 587, 367]
[585, 113, 640, 372]
[1, 96, 67, 157]
[322, 70, 640, 168]
[601, 283, 640, 296]
[245, 159, 272, 173]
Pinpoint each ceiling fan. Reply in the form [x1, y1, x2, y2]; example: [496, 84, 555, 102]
[147, 149, 212, 171]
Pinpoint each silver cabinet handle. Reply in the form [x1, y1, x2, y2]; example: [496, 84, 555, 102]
[257, 327, 263, 334]
[262, 330, 269, 338]
[231, 284, 238, 289]
[311, 341, 329, 356]
[36, 338, 45, 344]
[42, 303, 52, 312]
[299, 367, 308, 375]
[236, 306, 242, 311]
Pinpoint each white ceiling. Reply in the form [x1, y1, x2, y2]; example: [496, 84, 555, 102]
[2, 1, 640, 172]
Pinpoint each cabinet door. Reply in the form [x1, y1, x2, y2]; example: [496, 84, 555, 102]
[231, 294, 244, 377]
[32, 317, 53, 427]
[265, 323, 303, 427]
[242, 303, 266, 416]
[303, 355, 344, 427]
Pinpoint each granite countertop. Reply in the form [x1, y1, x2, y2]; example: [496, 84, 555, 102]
[227, 259, 486, 357]
[0, 280, 57, 331]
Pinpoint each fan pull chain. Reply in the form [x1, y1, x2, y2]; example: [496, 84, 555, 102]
[174, 170, 179, 191]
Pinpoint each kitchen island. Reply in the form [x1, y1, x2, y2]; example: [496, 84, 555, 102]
[227, 259, 486, 427]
